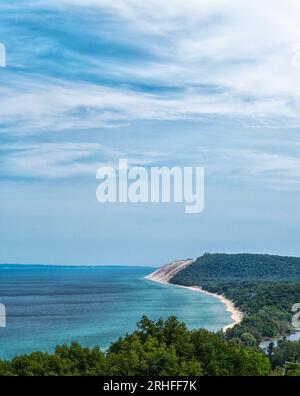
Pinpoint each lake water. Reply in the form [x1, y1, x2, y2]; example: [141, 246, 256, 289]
[0, 265, 232, 359]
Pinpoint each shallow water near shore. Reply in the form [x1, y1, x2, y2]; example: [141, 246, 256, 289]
[0, 265, 232, 359]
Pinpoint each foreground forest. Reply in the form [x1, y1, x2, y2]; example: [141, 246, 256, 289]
[1, 316, 299, 376]
[171, 253, 300, 343]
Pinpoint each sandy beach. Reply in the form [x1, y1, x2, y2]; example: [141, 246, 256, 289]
[161, 281, 243, 331]
[145, 259, 244, 331]
[175, 284, 244, 331]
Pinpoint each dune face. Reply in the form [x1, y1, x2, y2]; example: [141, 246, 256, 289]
[145, 259, 194, 283]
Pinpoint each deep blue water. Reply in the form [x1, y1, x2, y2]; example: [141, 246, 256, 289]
[0, 265, 232, 359]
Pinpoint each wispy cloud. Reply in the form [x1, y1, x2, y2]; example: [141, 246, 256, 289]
[46, 0, 300, 120]
[1, 0, 300, 189]
[1, 0, 300, 135]
[2, 74, 297, 134]
[1, 140, 300, 191]
[0, 143, 109, 179]
[212, 149, 300, 190]
[0, 141, 169, 180]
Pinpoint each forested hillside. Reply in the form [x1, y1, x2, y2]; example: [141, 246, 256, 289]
[171, 253, 300, 283]
[171, 253, 300, 343]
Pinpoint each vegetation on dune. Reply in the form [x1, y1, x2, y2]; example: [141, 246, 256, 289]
[171, 253, 300, 343]
[171, 253, 300, 282]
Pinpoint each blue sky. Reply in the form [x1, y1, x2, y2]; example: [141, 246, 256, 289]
[0, 0, 300, 265]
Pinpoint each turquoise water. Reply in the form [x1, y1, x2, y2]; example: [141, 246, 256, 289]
[0, 265, 232, 360]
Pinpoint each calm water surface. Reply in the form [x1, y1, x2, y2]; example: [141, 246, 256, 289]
[0, 265, 232, 359]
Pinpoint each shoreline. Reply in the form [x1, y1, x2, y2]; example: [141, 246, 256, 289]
[176, 284, 244, 332]
[147, 277, 243, 331]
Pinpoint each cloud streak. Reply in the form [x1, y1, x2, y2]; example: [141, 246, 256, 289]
[1, 0, 300, 135]
[0, 0, 300, 190]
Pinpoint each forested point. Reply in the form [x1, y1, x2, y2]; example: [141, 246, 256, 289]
[171, 253, 300, 282]
[171, 253, 300, 344]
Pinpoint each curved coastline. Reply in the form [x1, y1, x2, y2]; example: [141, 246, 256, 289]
[145, 259, 243, 331]
[175, 284, 243, 331]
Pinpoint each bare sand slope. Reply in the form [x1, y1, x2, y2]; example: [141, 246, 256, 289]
[145, 259, 194, 283]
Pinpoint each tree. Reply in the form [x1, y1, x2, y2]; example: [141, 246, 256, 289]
[241, 333, 257, 348]
[284, 362, 300, 376]
[271, 340, 300, 369]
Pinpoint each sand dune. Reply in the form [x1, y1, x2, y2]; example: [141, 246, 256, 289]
[145, 259, 194, 283]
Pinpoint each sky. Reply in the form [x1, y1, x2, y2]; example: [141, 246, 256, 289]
[0, 0, 300, 266]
